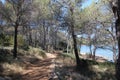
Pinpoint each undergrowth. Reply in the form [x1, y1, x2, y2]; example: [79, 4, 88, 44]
[56, 53, 116, 80]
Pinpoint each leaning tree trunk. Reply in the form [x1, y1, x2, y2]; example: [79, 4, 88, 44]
[13, 23, 18, 59]
[71, 27, 81, 67]
[70, 7, 81, 69]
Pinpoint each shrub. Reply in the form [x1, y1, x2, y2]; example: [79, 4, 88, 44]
[3, 35, 11, 46]
[9, 36, 14, 45]
[0, 33, 12, 46]
[20, 43, 29, 51]
[17, 35, 29, 50]
[0, 33, 5, 45]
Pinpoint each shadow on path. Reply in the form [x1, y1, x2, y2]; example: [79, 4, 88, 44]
[21, 54, 57, 80]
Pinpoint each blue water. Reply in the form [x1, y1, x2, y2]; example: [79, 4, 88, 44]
[80, 45, 113, 61]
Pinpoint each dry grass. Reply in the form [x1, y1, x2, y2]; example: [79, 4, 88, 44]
[18, 47, 47, 59]
[0, 47, 47, 80]
[2, 63, 24, 75]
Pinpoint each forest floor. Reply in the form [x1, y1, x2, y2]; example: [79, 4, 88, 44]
[21, 53, 57, 80]
[0, 48, 58, 80]
[0, 48, 117, 80]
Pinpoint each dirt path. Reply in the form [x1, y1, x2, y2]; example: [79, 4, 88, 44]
[21, 53, 57, 80]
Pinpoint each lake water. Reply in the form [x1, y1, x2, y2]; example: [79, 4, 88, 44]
[80, 45, 114, 61]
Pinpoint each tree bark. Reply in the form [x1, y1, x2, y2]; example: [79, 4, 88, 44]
[28, 26, 32, 46]
[67, 33, 70, 54]
[79, 37, 82, 55]
[93, 46, 97, 60]
[88, 35, 92, 58]
[71, 27, 81, 67]
[111, 0, 120, 79]
[13, 24, 18, 59]
[34, 31, 37, 47]
[89, 45, 92, 58]
[43, 20, 46, 50]
[113, 46, 117, 62]
[114, 0, 120, 79]
[115, 18, 120, 80]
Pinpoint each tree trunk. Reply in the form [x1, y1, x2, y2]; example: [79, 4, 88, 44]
[43, 20, 46, 50]
[113, 46, 117, 62]
[71, 28, 81, 67]
[93, 47, 97, 60]
[67, 42, 69, 54]
[89, 45, 92, 58]
[88, 35, 92, 58]
[34, 31, 37, 47]
[13, 24, 18, 59]
[115, 18, 120, 80]
[79, 37, 82, 55]
[116, 38, 120, 80]
[67, 33, 70, 54]
[28, 26, 32, 46]
[115, 0, 120, 79]
[46, 26, 49, 52]
[70, 7, 81, 68]
[79, 43, 81, 54]
[54, 31, 57, 50]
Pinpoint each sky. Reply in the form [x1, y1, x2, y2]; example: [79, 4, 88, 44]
[82, 0, 93, 8]
[1, 0, 5, 3]
[82, 0, 99, 8]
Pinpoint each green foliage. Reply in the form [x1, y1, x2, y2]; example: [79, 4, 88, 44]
[17, 35, 29, 50]
[0, 34, 29, 50]
[85, 59, 99, 65]
[33, 0, 51, 20]
[0, 33, 12, 46]
[9, 36, 14, 45]
[17, 35, 24, 47]
[98, 62, 115, 69]
[3, 35, 11, 46]
[39, 50, 46, 58]
[21, 43, 29, 51]
[0, 33, 5, 45]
